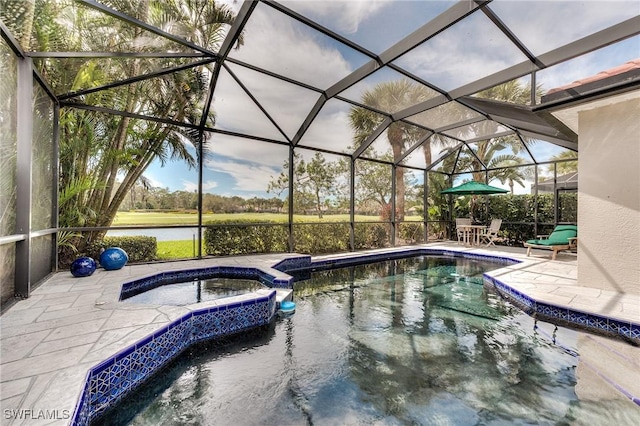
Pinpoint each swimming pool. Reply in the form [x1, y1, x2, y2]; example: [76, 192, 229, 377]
[93, 255, 638, 425]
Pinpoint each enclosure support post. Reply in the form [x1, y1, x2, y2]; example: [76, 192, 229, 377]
[423, 171, 428, 242]
[15, 58, 34, 298]
[349, 158, 355, 251]
[52, 103, 60, 270]
[288, 146, 294, 252]
[391, 166, 396, 247]
[197, 130, 204, 258]
[534, 165, 539, 237]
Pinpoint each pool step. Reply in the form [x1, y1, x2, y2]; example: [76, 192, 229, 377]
[275, 288, 293, 308]
[575, 334, 640, 406]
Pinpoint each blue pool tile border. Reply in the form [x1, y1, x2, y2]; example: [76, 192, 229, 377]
[302, 248, 518, 272]
[71, 291, 277, 425]
[485, 275, 640, 345]
[119, 266, 293, 301]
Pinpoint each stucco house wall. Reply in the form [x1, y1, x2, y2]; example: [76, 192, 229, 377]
[577, 96, 640, 295]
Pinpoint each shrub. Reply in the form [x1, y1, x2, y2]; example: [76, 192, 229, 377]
[203, 220, 288, 256]
[463, 193, 577, 246]
[398, 222, 425, 244]
[204, 220, 397, 255]
[88, 236, 157, 263]
[354, 223, 389, 249]
[293, 223, 349, 254]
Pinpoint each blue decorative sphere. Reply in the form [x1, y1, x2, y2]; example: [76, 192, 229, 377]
[70, 257, 97, 277]
[99, 247, 129, 270]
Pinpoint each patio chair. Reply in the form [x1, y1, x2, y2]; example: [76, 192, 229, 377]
[455, 218, 471, 244]
[479, 219, 502, 246]
[523, 225, 578, 260]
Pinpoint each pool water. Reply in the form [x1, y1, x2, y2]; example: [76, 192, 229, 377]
[95, 256, 637, 425]
[120, 277, 265, 306]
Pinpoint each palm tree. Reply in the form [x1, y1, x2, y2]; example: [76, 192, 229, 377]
[349, 79, 432, 220]
[35, 0, 243, 259]
[458, 80, 539, 183]
[491, 157, 532, 194]
[548, 150, 578, 175]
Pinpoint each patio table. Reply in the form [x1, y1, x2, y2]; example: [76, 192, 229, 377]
[457, 224, 487, 246]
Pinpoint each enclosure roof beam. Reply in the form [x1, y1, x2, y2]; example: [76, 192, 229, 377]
[27, 51, 209, 58]
[426, 143, 464, 172]
[291, 0, 480, 146]
[480, 3, 545, 68]
[352, 117, 393, 160]
[519, 131, 578, 152]
[262, 0, 379, 60]
[200, 0, 258, 129]
[78, 0, 217, 56]
[0, 19, 25, 58]
[394, 131, 434, 167]
[224, 63, 292, 143]
[58, 58, 216, 100]
[225, 57, 324, 94]
[60, 101, 201, 130]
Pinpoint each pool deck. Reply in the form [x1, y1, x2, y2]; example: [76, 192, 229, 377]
[1, 243, 639, 424]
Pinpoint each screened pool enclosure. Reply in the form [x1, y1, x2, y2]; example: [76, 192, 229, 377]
[1, 1, 639, 304]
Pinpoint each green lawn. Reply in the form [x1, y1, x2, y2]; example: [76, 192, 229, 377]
[157, 240, 198, 260]
[114, 211, 423, 225]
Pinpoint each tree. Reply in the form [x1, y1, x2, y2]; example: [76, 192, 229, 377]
[353, 154, 393, 213]
[456, 80, 539, 182]
[267, 152, 344, 218]
[548, 150, 578, 175]
[349, 79, 433, 220]
[491, 157, 532, 194]
[37, 0, 242, 258]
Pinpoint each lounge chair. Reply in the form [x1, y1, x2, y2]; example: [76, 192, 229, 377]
[479, 219, 502, 246]
[455, 218, 471, 244]
[523, 225, 577, 260]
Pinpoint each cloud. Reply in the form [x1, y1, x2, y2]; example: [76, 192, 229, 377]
[204, 157, 281, 192]
[205, 132, 289, 168]
[395, 11, 526, 91]
[182, 180, 218, 192]
[228, 4, 356, 89]
[299, 102, 354, 153]
[491, 1, 639, 56]
[224, 63, 321, 140]
[281, 0, 391, 34]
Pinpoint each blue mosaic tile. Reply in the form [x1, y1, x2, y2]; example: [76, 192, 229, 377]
[608, 319, 631, 339]
[90, 356, 115, 375]
[536, 303, 569, 321]
[119, 265, 278, 301]
[631, 323, 640, 341]
[585, 314, 610, 332]
[227, 301, 242, 310]
[136, 334, 153, 349]
[273, 256, 312, 272]
[70, 375, 92, 426]
[567, 310, 589, 325]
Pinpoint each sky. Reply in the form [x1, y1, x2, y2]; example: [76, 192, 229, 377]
[143, 0, 639, 198]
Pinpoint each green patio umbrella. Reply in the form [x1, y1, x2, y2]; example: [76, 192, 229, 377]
[440, 181, 509, 195]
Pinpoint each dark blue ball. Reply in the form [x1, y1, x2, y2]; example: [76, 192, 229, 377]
[99, 247, 129, 270]
[70, 257, 97, 277]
